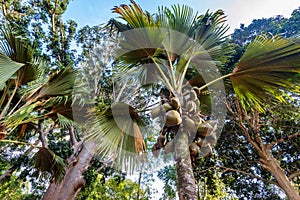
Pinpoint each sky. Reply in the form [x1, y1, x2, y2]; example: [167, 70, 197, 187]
[64, 0, 300, 34]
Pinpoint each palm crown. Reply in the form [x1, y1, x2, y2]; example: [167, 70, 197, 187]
[84, 0, 300, 173]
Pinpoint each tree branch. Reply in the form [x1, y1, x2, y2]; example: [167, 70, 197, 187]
[226, 100, 236, 116]
[288, 171, 300, 180]
[234, 97, 261, 152]
[267, 132, 300, 149]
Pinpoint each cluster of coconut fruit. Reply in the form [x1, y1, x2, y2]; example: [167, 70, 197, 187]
[151, 85, 218, 161]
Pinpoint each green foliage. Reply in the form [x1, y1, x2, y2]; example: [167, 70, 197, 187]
[0, 175, 29, 200]
[85, 102, 146, 173]
[0, 52, 24, 88]
[1, 1, 300, 199]
[77, 173, 151, 200]
[157, 165, 177, 200]
[0, 0, 78, 66]
[200, 99, 300, 199]
[201, 174, 229, 200]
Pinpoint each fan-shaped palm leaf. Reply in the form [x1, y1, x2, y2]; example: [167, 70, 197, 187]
[34, 147, 66, 182]
[230, 34, 300, 111]
[26, 63, 75, 102]
[0, 28, 38, 86]
[112, 0, 156, 28]
[157, 4, 197, 34]
[86, 102, 146, 173]
[193, 10, 229, 50]
[112, 2, 229, 93]
[0, 52, 24, 89]
[4, 64, 75, 131]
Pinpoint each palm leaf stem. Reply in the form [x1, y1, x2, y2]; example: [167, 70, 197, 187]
[137, 101, 161, 112]
[7, 93, 26, 116]
[0, 139, 40, 148]
[0, 80, 18, 119]
[166, 51, 177, 89]
[198, 72, 233, 91]
[178, 57, 192, 91]
[150, 57, 175, 94]
[0, 80, 12, 108]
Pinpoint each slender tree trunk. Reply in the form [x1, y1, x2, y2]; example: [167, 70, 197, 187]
[42, 141, 97, 200]
[0, 165, 17, 183]
[175, 130, 197, 200]
[261, 153, 300, 200]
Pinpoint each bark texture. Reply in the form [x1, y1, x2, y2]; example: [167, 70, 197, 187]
[175, 130, 197, 200]
[42, 141, 97, 200]
[260, 151, 300, 200]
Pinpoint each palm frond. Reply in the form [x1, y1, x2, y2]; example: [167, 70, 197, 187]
[192, 10, 229, 58]
[85, 102, 146, 173]
[158, 4, 197, 34]
[116, 27, 166, 65]
[26, 63, 75, 101]
[18, 58, 49, 95]
[230, 34, 300, 111]
[5, 64, 74, 130]
[0, 52, 24, 88]
[56, 113, 78, 130]
[5, 101, 42, 128]
[112, 0, 156, 28]
[38, 64, 75, 97]
[34, 147, 66, 183]
[0, 28, 38, 85]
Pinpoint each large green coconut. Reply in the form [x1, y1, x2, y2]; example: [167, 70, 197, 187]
[162, 102, 173, 111]
[195, 137, 206, 147]
[151, 103, 173, 119]
[197, 122, 213, 137]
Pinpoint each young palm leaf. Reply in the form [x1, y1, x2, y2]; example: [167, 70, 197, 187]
[112, 0, 156, 28]
[230, 34, 300, 111]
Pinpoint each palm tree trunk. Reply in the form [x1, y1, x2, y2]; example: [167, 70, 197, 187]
[42, 141, 97, 200]
[175, 130, 197, 200]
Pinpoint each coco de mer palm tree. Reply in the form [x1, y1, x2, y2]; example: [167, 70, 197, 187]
[85, 1, 300, 199]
